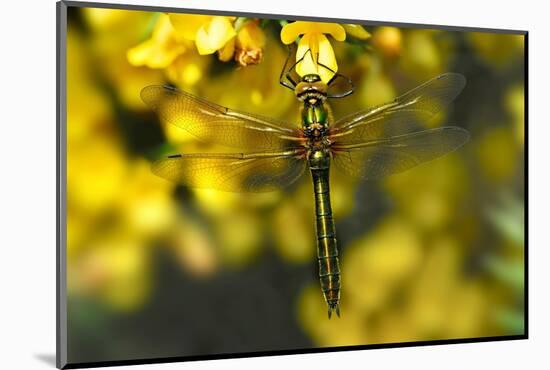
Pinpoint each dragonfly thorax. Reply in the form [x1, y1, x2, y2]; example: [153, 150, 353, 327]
[302, 99, 329, 136]
[302, 102, 331, 154]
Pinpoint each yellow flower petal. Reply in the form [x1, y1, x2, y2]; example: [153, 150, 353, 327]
[296, 33, 338, 83]
[296, 33, 317, 75]
[316, 33, 339, 78]
[281, 21, 346, 44]
[237, 21, 266, 50]
[234, 21, 266, 66]
[218, 37, 235, 61]
[195, 16, 236, 55]
[127, 39, 175, 68]
[280, 21, 301, 44]
[127, 14, 186, 68]
[165, 54, 208, 87]
[169, 14, 213, 41]
[83, 8, 133, 31]
[151, 14, 177, 42]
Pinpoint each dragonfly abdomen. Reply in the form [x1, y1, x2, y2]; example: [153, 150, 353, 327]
[309, 150, 341, 318]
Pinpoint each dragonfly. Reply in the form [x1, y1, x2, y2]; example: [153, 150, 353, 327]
[141, 52, 469, 319]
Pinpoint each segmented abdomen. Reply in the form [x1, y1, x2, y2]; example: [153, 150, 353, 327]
[310, 165, 341, 318]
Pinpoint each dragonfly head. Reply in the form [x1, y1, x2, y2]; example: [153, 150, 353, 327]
[280, 46, 354, 99]
[295, 74, 328, 105]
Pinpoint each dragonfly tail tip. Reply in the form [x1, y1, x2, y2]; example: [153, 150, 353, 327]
[327, 303, 341, 319]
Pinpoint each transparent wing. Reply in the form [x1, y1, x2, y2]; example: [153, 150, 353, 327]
[332, 127, 469, 180]
[152, 150, 307, 192]
[330, 73, 466, 145]
[141, 85, 302, 150]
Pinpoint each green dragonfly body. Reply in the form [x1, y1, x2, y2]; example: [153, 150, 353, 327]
[300, 74, 341, 317]
[141, 69, 469, 318]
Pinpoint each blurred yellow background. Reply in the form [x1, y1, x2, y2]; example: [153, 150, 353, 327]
[65, 6, 525, 363]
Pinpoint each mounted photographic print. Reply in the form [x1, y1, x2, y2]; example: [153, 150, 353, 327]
[57, 1, 527, 368]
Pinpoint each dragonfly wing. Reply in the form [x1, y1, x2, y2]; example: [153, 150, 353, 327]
[152, 150, 307, 192]
[141, 85, 301, 150]
[332, 127, 469, 180]
[331, 73, 466, 145]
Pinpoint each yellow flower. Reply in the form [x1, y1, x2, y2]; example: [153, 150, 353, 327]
[169, 14, 236, 57]
[505, 85, 525, 144]
[83, 8, 151, 41]
[126, 14, 210, 89]
[68, 231, 152, 312]
[127, 14, 187, 69]
[115, 159, 177, 238]
[217, 38, 236, 62]
[272, 196, 314, 263]
[234, 20, 266, 66]
[281, 21, 346, 83]
[67, 137, 127, 214]
[214, 210, 264, 267]
[372, 26, 402, 57]
[170, 215, 219, 278]
[164, 52, 209, 88]
[476, 127, 520, 183]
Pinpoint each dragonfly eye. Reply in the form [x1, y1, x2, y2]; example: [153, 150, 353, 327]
[303, 74, 322, 83]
